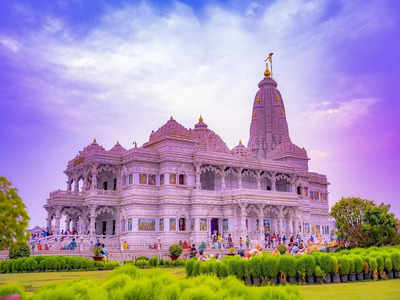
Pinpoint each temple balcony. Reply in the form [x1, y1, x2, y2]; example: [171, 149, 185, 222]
[47, 189, 120, 206]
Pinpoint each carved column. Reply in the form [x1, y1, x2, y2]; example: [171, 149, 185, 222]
[220, 166, 226, 191]
[89, 205, 97, 236]
[240, 203, 247, 238]
[278, 206, 283, 234]
[74, 177, 79, 194]
[46, 214, 52, 232]
[67, 178, 72, 192]
[91, 165, 98, 190]
[65, 217, 70, 232]
[195, 163, 201, 189]
[55, 206, 62, 235]
[258, 205, 265, 242]
[271, 172, 276, 191]
[256, 171, 261, 190]
[115, 208, 120, 235]
[238, 168, 243, 189]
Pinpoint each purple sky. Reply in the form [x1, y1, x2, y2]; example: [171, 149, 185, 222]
[1, 0, 399, 227]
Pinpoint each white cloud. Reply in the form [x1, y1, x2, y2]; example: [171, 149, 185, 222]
[9, 0, 393, 149]
[0, 36, 20, 52]
[304, 98, 378, 128]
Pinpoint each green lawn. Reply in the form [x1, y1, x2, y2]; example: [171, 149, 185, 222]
[1, 268, 399, 300]
[299, 279, 400, 300]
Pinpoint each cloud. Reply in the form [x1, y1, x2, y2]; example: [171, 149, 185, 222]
[0, 36, 20, 52]
[3, 0, 394, 149]
[303, 98, 378, 129]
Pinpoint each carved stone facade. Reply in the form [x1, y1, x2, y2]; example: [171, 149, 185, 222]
[45, 67, 330, 249]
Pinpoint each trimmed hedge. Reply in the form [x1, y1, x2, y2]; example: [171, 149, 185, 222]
[0, 264, 304, 300]
[186, 245, 400, 285]
[0, 256, 119, 273]
[123, 257, 185, 268]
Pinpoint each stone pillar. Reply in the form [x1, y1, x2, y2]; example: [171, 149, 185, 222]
[195, 164, 201, 189]
[46, 214, 52, 232]
[289, 217, 293, 235]
[65, 217, 70, 232]
[271, 173, 276, 191]
[240, 204, 247, 237]
[89, 205, 97, 236]
[220, 166, 226, 191]
[115, 209, 120, 235]
[74, 178, 79, 193]
[67, 178, 72, 192]
[256, 171, 261, 190]
[238, 168, 243, 189]
[55, 206, 62, 235]
[92, 168, 98, 190]
[258, 205, 265, 242]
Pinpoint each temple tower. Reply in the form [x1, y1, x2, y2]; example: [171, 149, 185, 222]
[247, 64, 291, 159]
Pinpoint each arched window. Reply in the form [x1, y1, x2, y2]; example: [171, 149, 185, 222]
[276, 176, 290, 192]
[297, 186, 302, 195]
[200, 170, 215, 190]
[179, 218, 186, 231]
[113, 178, 117, 190]
[179, 174, 185, 185]
[103, 181, 108, 190]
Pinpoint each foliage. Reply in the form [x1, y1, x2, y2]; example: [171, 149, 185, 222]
[319, 254, 332, 275]
[168, 244, 183, 258]
[0, 256, 120, 273]
[314, 266, 324, 278]
[330, 197, 373, 247]
[384, 257, 393, 272]
[149, 256, 158, 267]
[9, 242, 30, 259]
[0, 177, 30, 249]
[361, 203, 398, 247]
[391, 252, 400, 271]
[277, 244, 287, 255]
[338, 257, 350, 275]
[295, 256, 306, 281]
[353, 256, 364, 273]
[0, 282, 25, 300]
[0, 264, 304, 300]
[135, 259, 150, 269]
[304, 256, 316, 276]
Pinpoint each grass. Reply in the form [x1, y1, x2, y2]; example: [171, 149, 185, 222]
[1, 267, 399, 300]
[299, 279, 400, 300]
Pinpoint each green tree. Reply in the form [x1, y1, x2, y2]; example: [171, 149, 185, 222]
[0, 177, 30, 249]
[330, 197, 373, 247]
[361, 203, 398, 247]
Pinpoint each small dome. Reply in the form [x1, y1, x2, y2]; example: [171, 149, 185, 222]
[231, 140, 249, 156]
[109, 141, 126, 154]
[190, 116, 230, 153]
[147, 116, 192, 144]
[81, 138, 106, 154]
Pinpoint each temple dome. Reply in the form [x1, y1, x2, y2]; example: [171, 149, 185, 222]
[147, 116, 192, 144]
[231, 140, 249, 156]
[109, 141, 126, 154]
[81, 138, 106, 154]
[190, 116, 230, 153]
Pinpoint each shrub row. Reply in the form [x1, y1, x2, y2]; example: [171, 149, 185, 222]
[123, 256, 185, 268]
[186, 245, 400, 285]
[0, 256, 120, 273]
[0, 264, 304, 300]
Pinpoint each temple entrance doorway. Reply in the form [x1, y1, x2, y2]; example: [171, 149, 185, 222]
[102, 221, 107, 235]
[211, 218, 219, 235]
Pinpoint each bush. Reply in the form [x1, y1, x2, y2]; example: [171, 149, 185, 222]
[331, 256, 339, 274]
[295, 256, 306, 281]
[0, 283, 25, 299]
[304, 256, 316, 276]
[338, 257, 350, 275]
[277, 244, 287, 255]
[319, 255, 332, 275]
[315, 265, 325, 278]
[264, 255, 279, 280]
[353, 256, 363, 273]
[8, 243, 30, 259]
[149, 256, 158, 267]
[391, 252, 400, 271]
[385, 257, 393, 272]
[168, 244, 183, 258]
[135, 259, 150, 269]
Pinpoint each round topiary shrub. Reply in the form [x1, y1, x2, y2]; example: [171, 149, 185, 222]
[295, 256, 306, 283]
[304, 256, 316, 283]
[8, 243, 30, 259]
[169, 244, 183, 260]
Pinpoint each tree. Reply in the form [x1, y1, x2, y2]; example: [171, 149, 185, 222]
[361, 203, 398, 247]
[0, 177, 30, 249]
[330, 197, 374, 247]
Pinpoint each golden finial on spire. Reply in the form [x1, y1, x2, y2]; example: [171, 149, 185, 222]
[239, 139, 243, 145]
[264, 63, 271, 77]
[116, 140, 120, 145]
[199, 115, 203, 122]
[170, 115, 174, 121]
[93, 138, 97, 143]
